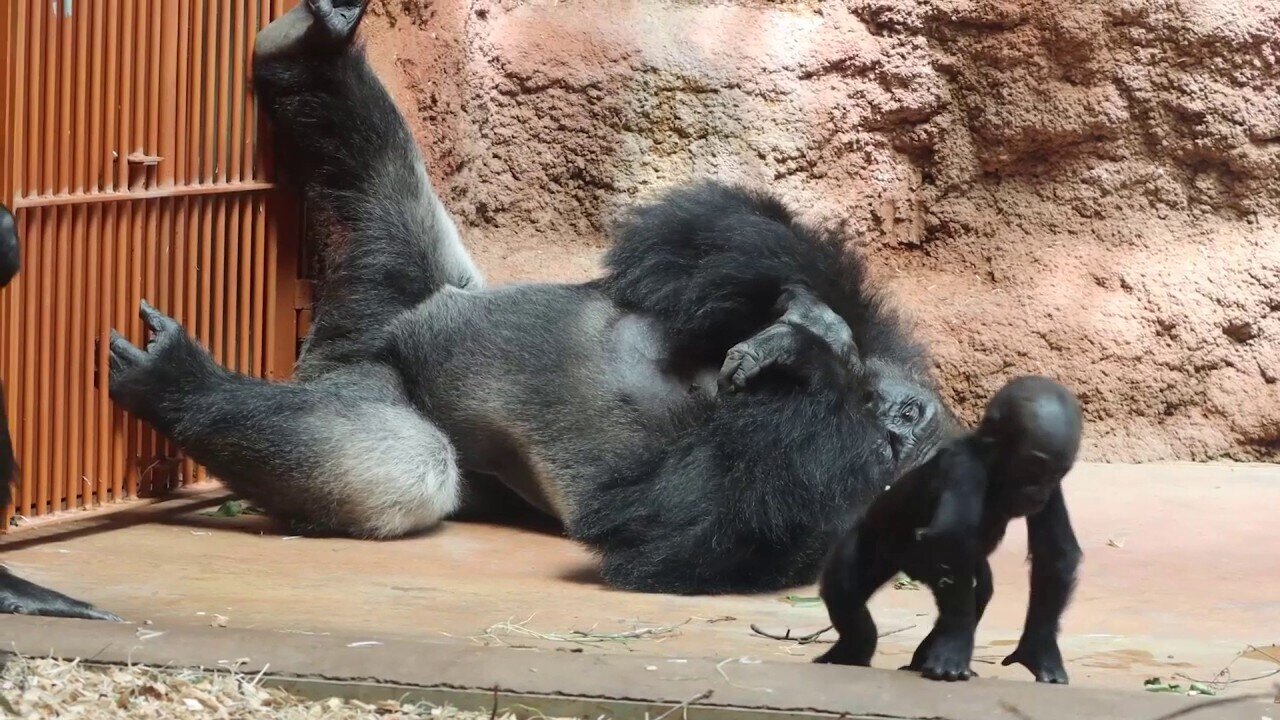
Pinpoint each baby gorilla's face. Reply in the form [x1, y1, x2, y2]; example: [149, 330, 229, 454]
[862, 359, 959, 474]
[979, 375, 1084, 517]
[990, 449, 1069, 518]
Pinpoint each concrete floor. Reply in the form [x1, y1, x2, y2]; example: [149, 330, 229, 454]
[2, 462, 1278, 699]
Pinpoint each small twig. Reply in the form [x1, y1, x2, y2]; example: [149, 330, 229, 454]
[1173, 645, 1280, 690]
[715, 658, 773, 694]
[749, 623, 915, 646]
[488, 684, 499, 720]
[651, 690, 713, 720]
[749, 624, 833, 645]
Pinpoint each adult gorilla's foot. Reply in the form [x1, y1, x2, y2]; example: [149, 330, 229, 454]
[255, 0, 367, 61]
[0, 568, 122, 622]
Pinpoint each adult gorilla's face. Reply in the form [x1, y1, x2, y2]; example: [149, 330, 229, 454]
[863, 359, 959, 474]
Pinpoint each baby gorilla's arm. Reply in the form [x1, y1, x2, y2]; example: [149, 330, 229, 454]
[1001, 488, 1081, 683]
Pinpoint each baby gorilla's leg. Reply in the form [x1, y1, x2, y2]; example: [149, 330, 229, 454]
[814, 530, 895, 665]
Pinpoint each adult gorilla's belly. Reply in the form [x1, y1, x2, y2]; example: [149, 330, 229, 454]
[389, 283, 703, 520]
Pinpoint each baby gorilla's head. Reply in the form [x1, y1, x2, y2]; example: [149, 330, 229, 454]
[978, 376, 1083, 518]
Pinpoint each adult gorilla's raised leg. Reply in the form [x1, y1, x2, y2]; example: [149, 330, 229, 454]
[253, 0, 481, 377]
[109, 302, 460, 538]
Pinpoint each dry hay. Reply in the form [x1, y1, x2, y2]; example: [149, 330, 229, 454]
[0, 656, 600, 719]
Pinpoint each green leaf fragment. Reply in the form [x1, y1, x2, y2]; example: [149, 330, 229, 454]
[199, 500, 263, 518]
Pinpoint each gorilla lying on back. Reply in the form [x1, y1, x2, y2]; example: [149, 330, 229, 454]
[108, 0, 956, 594]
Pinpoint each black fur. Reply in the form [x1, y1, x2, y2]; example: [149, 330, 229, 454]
[815, 376, 1083, 683]
[0, 204, 120, 621]
[603, 181, 927, 374]
[107, 1, 955, 594]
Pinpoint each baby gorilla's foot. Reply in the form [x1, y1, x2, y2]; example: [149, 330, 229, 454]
[255, 0, 367, 61]
[718, 323, 801, 393]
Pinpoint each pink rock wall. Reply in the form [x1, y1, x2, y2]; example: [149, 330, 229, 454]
[359, 0, 1280, 462]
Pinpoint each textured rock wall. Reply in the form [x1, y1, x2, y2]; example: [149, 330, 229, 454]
[359, 0, 1280, 462]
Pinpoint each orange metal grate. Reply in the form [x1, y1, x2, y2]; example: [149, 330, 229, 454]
[0, 0, 305, 528]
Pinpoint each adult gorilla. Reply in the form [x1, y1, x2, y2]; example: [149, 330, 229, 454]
[108, 0, 955, 594]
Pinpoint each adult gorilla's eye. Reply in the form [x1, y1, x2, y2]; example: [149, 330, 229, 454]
[900, 401, 922, 424]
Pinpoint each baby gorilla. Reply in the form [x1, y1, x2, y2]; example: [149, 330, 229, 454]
[815, 376, 1083, 683]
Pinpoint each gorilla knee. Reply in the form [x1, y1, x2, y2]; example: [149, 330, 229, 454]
[314, 405, 463, 539]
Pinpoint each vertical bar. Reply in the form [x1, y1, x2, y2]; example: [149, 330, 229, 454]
[100, 0, 121, 192]
[228, 0, 246, 183]
[19, 210, 39, 516]
[201, 0, 217, 184]
[57, 0, 73, 193]
[216, 0, 231, 184]
[86, 0, 106, 193]
[66, 205, 86, 508]
[146, 0, 163, 189]
[142, 195, 164, 492]
[89, 203, 108, 507]
[6, 0, 31, 200]
[73, 0, 90, 192]
[40, 0, 55, 196]
[50, 207, 69, 510]
[127, 200, 143, 498]
[226, 196, 242, 371]
[187, 0, 206, 184]
[34, 207, 53, 514]
[239, 195, 254, 372]
[198, 194, 213, 349]
[173, 0, 191, 186]
[109, 201, 125, 503]
[116, 0, 134, 190]
[211, 200, 226, 365]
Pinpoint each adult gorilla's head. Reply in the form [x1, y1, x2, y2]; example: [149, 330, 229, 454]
[861, 358, 959, 476]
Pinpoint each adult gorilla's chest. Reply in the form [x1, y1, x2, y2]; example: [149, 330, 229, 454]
[389, 283, 709, 519]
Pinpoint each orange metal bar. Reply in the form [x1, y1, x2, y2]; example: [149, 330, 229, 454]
[87, 0, 106, 193]
[66, 205, 86, 507]
[0, 0, 305, 527]
[19, 210, 38, 517]
[73, 0, 90, 193]
[56, 0, 72, 194]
